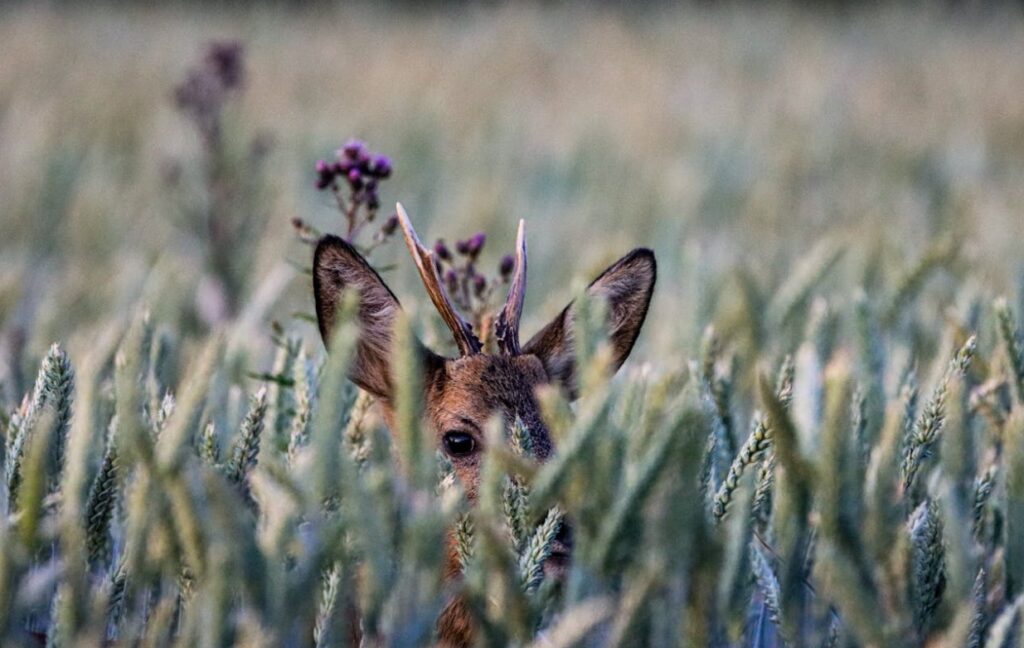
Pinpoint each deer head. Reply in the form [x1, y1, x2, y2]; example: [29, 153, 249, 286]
[314, 201, 654, 484]
[312, 203, 654, 594]
[313, 203, 654, 644]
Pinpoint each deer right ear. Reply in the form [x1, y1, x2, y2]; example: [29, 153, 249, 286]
[314, 235, 438, 400]
[523, 248, 656, 400]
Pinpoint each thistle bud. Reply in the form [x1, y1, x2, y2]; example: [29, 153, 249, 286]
[473, 274, 487, 297]
[369, 154, 393, 178]
[455, 239, 471, 256]
[444, 269, 459, 294]
[466, 232, 486, 258]
[499, 254, 515, 280]
[347, 168, 363, 190]
[341, 139, 366, 160]
[435, 240, 452, 261]
[381, 214, 399, 236]
[315, 160, 335, 190]
[366, 190, 380, 210]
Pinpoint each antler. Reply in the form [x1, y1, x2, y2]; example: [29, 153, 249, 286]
[396, 203, 482, 356]
[495, 219, 527, 356]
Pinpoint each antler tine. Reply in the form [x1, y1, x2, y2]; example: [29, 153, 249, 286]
[396, 203, 482, 356]
[495, 219, 527, 356]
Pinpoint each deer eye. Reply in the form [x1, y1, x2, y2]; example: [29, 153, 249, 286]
[442, 431, 476, 458]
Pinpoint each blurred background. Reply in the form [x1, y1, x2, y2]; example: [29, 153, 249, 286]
[2, 2, 1023, 399]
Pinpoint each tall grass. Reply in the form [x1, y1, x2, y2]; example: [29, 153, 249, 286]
[2, 249, 1024, 645]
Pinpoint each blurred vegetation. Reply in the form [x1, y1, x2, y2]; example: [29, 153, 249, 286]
[2, 3, 1024, 646]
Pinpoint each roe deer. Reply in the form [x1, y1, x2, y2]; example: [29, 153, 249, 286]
[312, 203, 656, 647]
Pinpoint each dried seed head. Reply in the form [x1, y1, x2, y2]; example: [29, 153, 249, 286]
[205, 41, 245, 89]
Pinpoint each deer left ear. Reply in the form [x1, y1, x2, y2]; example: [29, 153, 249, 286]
[313, 235, 442, 400]
[523, 248, 656, 399]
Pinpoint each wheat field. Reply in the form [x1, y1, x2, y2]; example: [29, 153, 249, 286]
[2, 3, 1024, 647]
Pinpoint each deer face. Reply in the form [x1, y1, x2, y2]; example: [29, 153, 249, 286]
[423, 354, 552, 497]
[312, 204, 656, 507]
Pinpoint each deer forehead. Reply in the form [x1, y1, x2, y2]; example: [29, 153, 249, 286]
[427, 354, 549, 422]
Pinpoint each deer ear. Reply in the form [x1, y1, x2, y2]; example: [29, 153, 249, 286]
[523, 248, 656, 399]
[314, 235, 440, 400]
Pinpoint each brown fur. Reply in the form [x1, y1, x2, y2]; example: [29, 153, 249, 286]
[313, 235, 656, 647]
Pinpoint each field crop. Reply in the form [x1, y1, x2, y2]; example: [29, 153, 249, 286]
[2, 4, 1024, 647]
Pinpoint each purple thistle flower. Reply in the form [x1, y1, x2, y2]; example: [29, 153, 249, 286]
[455, 239, 471, 256]
[434, 240, 452, 261]
[499, 255, 515, 280]
[310, 138, 394, 244]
